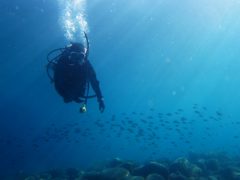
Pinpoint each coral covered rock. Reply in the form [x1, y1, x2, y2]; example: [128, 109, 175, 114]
[205, 159, 219, 172]
[82, 171, 103, 180]
[65, 168, 80, 179]
[169, 157, 202, 177]
[169, 157, 191, 176]
[108, 158, 124, 168]
[101, 167, 130, 180]
[207, 175, 218, 180]
[221, 166, 240, 180]
[132, 162, 168, 179]
[119, 161, 137, 173]
[146, 173, 165, 180]
[128, 176, 144, 180]
[48, 169, 65, 179]
[169, 173, 187, 180]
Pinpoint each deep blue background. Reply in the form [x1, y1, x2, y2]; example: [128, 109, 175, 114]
[1, 0, 240, 176]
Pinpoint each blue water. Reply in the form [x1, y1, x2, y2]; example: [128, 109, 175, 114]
[1, 0, 240, 176]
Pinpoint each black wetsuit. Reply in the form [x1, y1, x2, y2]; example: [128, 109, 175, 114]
[53, 52, 103, 103]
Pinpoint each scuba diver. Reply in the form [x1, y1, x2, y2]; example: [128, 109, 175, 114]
[46, 33, 105, 113]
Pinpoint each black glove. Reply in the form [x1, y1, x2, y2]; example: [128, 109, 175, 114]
[98, 98, 105, 113]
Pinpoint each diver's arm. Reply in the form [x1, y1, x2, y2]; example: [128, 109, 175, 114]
[86, 61, 104, 101]
[86, 61, 105, 112]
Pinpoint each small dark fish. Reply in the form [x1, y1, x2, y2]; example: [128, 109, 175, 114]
[127, 128, 134, 133]
[32, 143, 39, 148]
[166, 113, 172, 116]
[167, 127, 173, 131]
[173, 120, 179, 124]
[180, 117, 187, 121]
[202, 106, 207, 111]
[141, 119, 147, 123]
[194, 110, 200, 114]
[216, 111, 223, 116]
[111, 115, 116, 121]
[128, 120, 133, 124]
[74, 128, 81, 133]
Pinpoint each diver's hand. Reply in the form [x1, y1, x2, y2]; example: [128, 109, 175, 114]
[98, 98, 105, 113]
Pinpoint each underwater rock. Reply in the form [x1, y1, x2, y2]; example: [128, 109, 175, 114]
[187, 177, 197, 180]
[207, 176, 218, 180]
[9, 152, 240, 180]
[82, 171, 104, 180]
[169, 157, 191, 176]
[205, 159, 219, 172]
[221, 166, 240, 180]
[195, 159, 207, 172]
[132, 161, 168, 179]
[108, 158, 124, 168]
[65, 168, 80, 179]
[101, 167, 130, 180]
[24, 176, 36, 180]
[107, 158, 137, 172]
[190, 164, 202, 177]
[168, 173, 187, 180]
[87, 160, 108, 172]
[48, 169, 66, 179]
[169, 157, 202, 177]
[128, 176, 144, 180]
[194, 178, 207, 180]
[196, 159, 217, 177]
[146, 173, 165, 180]
[188, 152, 201, 163]
[12, 172, 28, 180]
[119, 161, 138, 172]
[37, 172, 52, 179]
